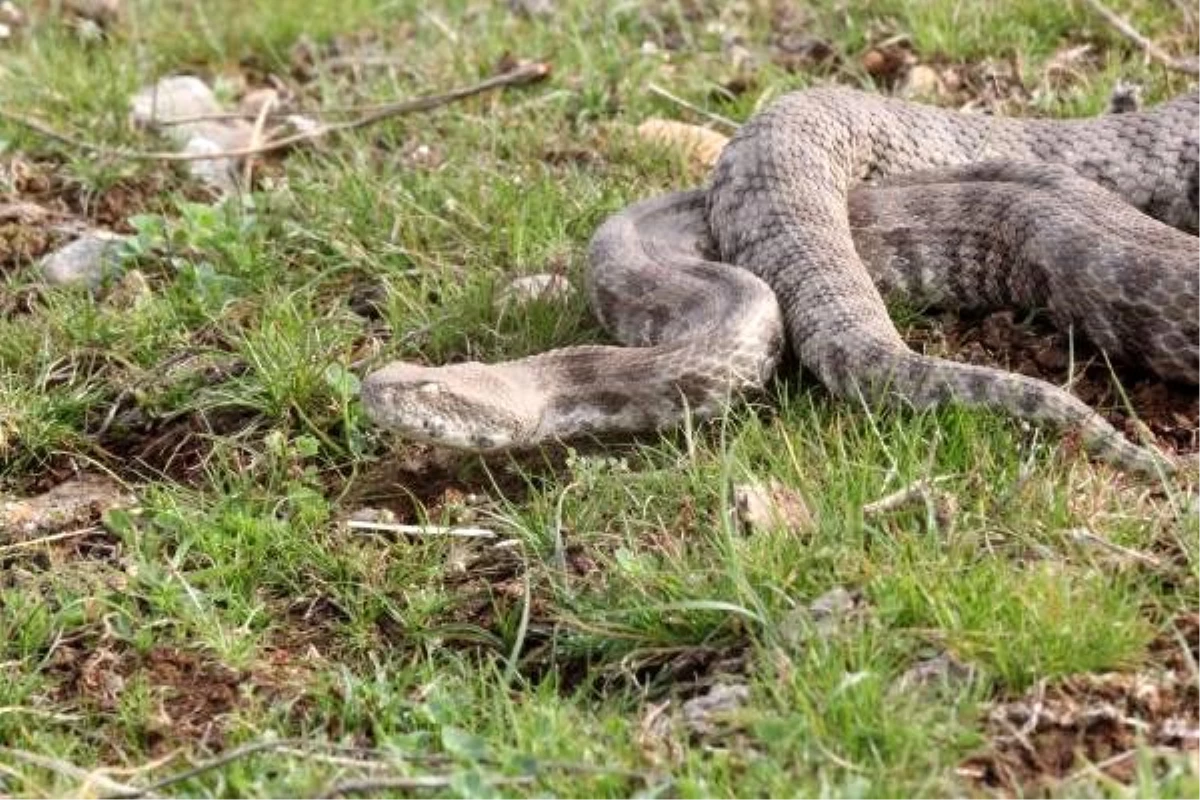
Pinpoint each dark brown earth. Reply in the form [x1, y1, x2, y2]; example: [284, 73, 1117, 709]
[41, 637, 318, 756]
[915, 309, 1198, 457]
[960, 613, 1199, 795]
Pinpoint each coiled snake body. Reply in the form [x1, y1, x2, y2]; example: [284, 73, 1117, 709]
[362, 88, 1199, 473]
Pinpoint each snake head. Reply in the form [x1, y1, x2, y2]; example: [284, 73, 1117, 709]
[360, 360, 542, 452]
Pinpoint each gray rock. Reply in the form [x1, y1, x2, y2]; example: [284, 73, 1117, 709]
[681, 682, 750, 737]
[130, 76, 254, 194]
[181, 134, 242, 195]
[494, 273, 573, 310]
[509, 0, 555, 18]
[129, 76, 222, 142]
[41, 231, 128, 287]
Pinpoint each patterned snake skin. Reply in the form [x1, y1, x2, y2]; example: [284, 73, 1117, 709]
[362, 88, 1199, 473]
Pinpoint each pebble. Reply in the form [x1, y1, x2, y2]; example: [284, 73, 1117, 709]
[130, 76, 222, 137]
[494, 273, 573, 309]
[41, 231, 128, 287]
[130, 76, 254, 194]
[901, 65, 945, 99]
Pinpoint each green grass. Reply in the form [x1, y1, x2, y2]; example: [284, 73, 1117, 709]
[2, 0, 1198, 797]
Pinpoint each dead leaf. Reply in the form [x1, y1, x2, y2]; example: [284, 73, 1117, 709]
[636, 119, 729, 170]
[732, 478, 814, 536]
[104, 268, 152, 309]
[637, 700, 681, 766]
[861, 41, 916, 86]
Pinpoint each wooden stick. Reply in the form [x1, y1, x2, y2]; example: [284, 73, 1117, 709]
[0, 61, 551, 163]
[0, 527, 100, 555]
[345, 520, 497, 539]
[1079, 0, 1199, 75]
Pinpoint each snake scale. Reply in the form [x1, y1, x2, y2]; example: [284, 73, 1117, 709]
[362, 87, 1199, 473]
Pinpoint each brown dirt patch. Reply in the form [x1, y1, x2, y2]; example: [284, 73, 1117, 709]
[44, 636, 321, 755]
[46, 641, 244, 752]
[0, 473, 133, 590]
[103, 404, 262, 485]
[340, 443, 568, 526]
[961, 614, 1200, 794]
[1, 155, 201, 268]
[911, 309, 1198, 457]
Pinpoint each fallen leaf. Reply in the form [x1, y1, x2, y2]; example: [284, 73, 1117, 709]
[732, 478, 814, 536]
[636, 119, 730, 170]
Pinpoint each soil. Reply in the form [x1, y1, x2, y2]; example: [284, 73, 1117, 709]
[917, 309, 1198, 457]
[961, 613, 1200, 794]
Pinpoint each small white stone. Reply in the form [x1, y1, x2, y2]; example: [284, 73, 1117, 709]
[494, 274, 573, 309]
[901, 65, 944, 100]
[130, 76, 223, 142]
[182, 134, 242, 195]
[41, 231, 127, 287]
[284, 114, 320, 135]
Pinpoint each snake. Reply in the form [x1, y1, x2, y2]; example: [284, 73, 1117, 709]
[361, 87, 1199, 474]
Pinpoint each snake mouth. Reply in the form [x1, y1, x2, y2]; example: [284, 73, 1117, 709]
[359, 361, 537, 452]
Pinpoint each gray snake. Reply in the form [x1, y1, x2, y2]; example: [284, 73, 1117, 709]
[361, 87, 1199, 473]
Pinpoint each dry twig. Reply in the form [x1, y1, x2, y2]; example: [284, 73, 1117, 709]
[863, 480, 934, 516]
[1062, 527, 1164, 568]
[345, 520, 498, 538]
[327, 775, 535, 796]
[242, 91, 277, 186]
[0, 62, 551, 163]
[0, 748, 140, 797]
[1079, 0, 1199, 74]
[647, 83, 739, 131]
[0, 527, 101, 556]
